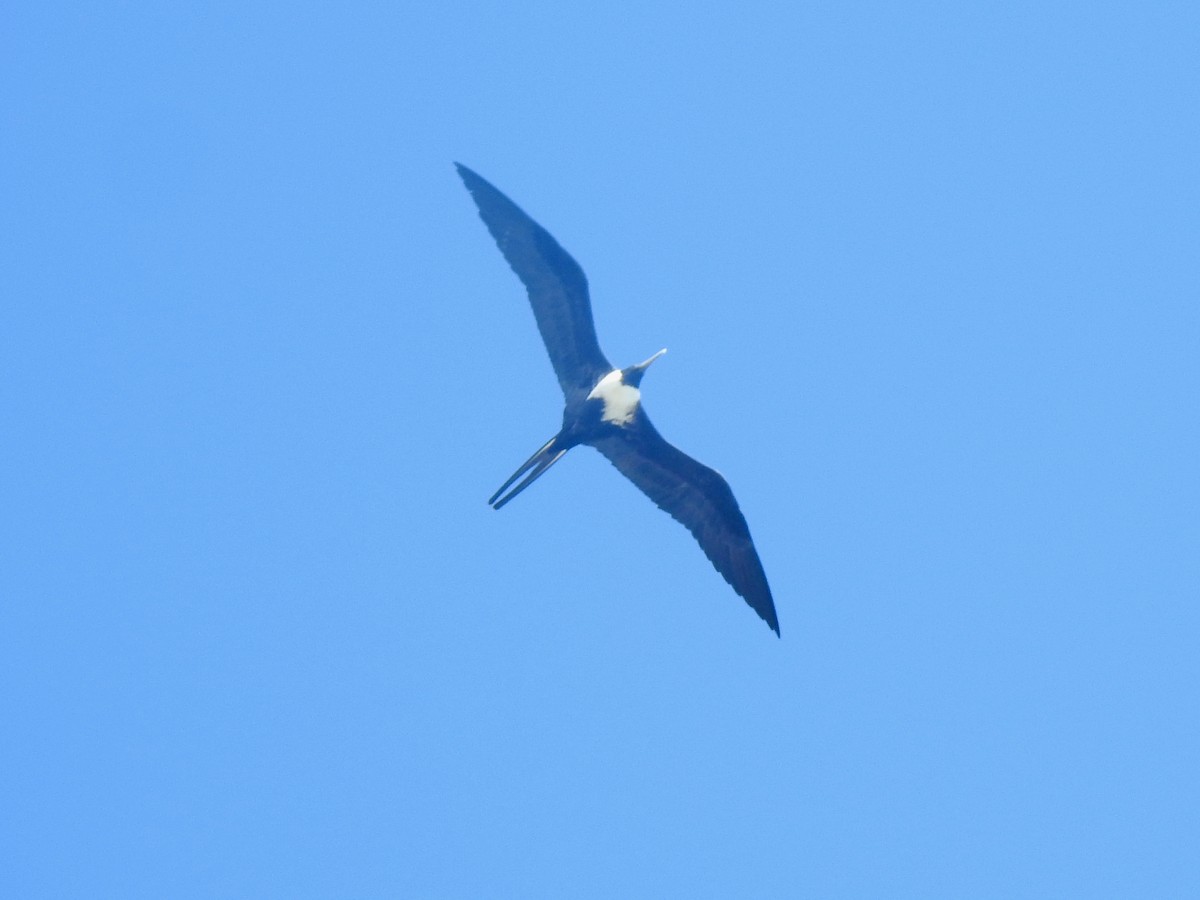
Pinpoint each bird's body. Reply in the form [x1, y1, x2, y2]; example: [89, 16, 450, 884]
[587, 368, 644, 426]
[457, 163, 780, 635]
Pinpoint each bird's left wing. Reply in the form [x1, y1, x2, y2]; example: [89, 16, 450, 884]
[456, 163, 612, 399]
[590, 415, 780, 635]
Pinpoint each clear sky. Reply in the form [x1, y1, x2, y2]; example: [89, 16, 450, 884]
[3, 2, 1197, 897]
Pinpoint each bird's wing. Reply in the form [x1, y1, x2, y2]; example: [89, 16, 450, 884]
[590, 414, 780, 635]
[456, 164, 613, 398]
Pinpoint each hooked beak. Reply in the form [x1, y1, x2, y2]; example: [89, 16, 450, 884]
[633, 348, 667, 371]
[623, 348, 667, 388]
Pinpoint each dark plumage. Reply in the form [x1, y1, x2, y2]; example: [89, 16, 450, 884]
[457, 163, 779, 635]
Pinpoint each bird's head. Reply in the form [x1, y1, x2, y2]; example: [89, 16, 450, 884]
[622, 349, 667, 387]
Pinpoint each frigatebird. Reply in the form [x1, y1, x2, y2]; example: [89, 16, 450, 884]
[457, 163, 780, 635]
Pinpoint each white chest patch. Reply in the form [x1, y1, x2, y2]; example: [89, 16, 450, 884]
[587, 370, 641, 425]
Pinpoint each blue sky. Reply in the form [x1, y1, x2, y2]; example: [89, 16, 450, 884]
[3, 1, 1197, 896]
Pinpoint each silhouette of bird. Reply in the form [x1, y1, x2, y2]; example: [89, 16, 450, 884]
[457, 163, 779, 635]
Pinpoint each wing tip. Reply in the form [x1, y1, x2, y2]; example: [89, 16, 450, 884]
[456, 162, 492, 199]
[739, 578, 781, 637]
[760, 604, 782, 637]
[734, 586, 780, 636]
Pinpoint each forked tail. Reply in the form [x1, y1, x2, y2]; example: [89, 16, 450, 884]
[489, 435, 569, 510]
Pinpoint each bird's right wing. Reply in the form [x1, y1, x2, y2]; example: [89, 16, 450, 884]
[590, 414, 780, 635]
[456, 163, 613, 399]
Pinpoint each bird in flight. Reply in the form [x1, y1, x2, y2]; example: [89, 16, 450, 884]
[457, 163, 780, 635]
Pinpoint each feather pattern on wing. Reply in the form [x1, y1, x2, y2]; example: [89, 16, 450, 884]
[590, 413, 780, 635]
[457, 164, 612, 399]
